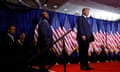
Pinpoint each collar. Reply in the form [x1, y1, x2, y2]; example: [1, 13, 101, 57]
[8, 33, 14, 42]
[83, 15, 88, 18]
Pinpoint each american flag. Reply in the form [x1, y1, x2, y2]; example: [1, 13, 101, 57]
[90, 19, 102, 54]
[114, 32, 120, 48]
[34, 24, 39, 46]
[69, 15, 78, 49]
[88, 42, 94, 56]
[110, 22, 119, 53]
[51, 14, 63, 55]
[116, 23, 120, 49]
[106, 22, 120, 53]
[33, 15, 39, 46]
[106, 33, 115, 53]
[62, 15, 78, 55]
[110, 32, 119, 52]
[106, 22, 118, 53]
[98, 30, 106, 47]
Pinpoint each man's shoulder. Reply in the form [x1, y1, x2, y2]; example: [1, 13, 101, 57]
[77, 16, 84, 19]
[4, 33, 10, 39]
[42, 18, 48, 22]
[77, 16, 83, 19]
[80, 16, 84, 18]
[77, 16, 83, 17]
[40, 18, 49, 25]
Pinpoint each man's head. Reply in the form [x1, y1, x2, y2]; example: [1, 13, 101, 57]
[82, 8, 89, 16]
[42, 11, 49, 19]
[19, 32, 26, 42]
[8, 24, 16, 35]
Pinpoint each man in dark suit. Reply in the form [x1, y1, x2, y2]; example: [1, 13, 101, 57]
[3, 24, 16, 71]
[37, 11, 53, 72]
[16, 32, 28, 72]
[4, 25, 16, 49]
[77, 8, 94, 70]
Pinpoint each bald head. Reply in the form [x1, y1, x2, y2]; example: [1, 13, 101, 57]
[42, 11, 49, 19]
[82, 8, 89, 16]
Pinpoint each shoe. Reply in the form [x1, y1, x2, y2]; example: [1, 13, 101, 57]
[39, 69, 48, 72]
[81, 66, 94, 70]
[88, 67, 94, 70]
[45, 70, 49, 72]
[81, 66, 90, 70]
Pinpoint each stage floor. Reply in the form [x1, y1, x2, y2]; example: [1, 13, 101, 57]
[33, 61, 120, 72]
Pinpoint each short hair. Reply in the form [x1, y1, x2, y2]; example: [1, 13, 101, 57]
[82, 8, 89, 13]
[42, 11, 48, 15]
[7, 24, 16, 30]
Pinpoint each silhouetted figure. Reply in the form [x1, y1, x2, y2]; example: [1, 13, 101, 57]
[16, 32, 28, 72]
[37, 11, 53, 72]
[3, 24, 16, 71]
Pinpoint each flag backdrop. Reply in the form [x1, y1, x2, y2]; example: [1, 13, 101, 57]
[0, 9, 120, 56]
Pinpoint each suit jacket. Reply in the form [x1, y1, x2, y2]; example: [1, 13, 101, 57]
[4, 33, 16, 49]
[3, 33, 16, 70]
[37, 18, 53, 51]
[77, 16, 94, 42]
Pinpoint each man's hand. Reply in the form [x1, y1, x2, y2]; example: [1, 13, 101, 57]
[82, 35, 86, 41]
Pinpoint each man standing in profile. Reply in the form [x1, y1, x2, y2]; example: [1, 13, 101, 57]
[3, 24, 16, 71]
[77, 8, 94, 70]
[4, 25, 16, 49]
[37, 11, 53, 72]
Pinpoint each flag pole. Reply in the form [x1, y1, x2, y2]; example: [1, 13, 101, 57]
[63, 8, 69, 72]
[53, 5, 67, 72]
